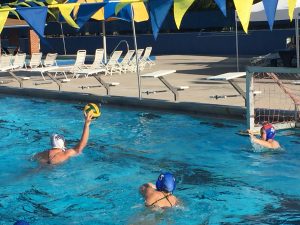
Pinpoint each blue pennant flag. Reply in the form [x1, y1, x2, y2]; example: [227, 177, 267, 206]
[104, 2, 118, 19]
[214, 0, 226, 16]
[16, 6, 48, 37]
[148, 0, 173, 39]
[117, 4, 131, 21]
[263, 0, 278, 30]
[76, 2, 106, 29]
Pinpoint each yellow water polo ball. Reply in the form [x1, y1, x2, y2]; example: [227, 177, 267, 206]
[83, 103, 101, 119]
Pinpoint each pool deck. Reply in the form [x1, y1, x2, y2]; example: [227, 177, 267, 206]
[0, 55, 251, 119]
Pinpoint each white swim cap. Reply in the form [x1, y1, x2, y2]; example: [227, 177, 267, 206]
[50, 134, 66, 151]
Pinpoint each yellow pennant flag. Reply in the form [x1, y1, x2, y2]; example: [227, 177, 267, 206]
[173, 0, 195, 29]
[58, 4, 79, 29]
[0, 11, 9, 34]
[116, 0, 148, 22]
[73, 0, 104, 21]
[288, 0, 297, 21]
[132, 2, 149, 22]
[233, 0, 253, 33]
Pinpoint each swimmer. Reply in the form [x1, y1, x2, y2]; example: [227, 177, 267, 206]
[34, 111, 93, 164]
[14, 220, 30, 225]
[140, 172, 178, 208]
[248, 122, 280, 149]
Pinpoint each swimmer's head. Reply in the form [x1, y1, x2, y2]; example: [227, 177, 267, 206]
[14, 220, 30, 225]
[50, 134, 66, 151]
[156, 172, 176, 193]
[260, 122, 276, 141]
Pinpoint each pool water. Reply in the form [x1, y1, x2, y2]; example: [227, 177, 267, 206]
[0, 95, 300, 225]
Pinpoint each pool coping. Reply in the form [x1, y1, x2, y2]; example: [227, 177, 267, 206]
[0, 86, 246, 120]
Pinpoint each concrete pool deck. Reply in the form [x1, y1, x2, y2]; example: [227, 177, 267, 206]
[0, 54, 251, 119]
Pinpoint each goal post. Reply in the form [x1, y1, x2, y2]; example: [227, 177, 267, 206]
[246, 66, 300, 132]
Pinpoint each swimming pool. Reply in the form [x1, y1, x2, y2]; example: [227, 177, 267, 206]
[0, 95, 300, 225]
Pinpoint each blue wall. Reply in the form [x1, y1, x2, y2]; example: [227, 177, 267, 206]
[40, 29, 294, 56]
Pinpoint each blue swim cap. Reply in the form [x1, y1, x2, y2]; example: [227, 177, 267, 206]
[14, 220, 30, 225]
[262, 123, 276, 141]
[156, 172, 176, 193]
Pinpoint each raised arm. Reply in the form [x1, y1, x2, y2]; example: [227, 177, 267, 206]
[248, 130, 272, 148]
[73, 112, 93, 154]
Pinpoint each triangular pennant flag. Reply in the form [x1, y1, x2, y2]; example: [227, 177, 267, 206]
[288, 0, 297, 21]
[104, 2, 118, 19]
[115, 2, 129, 15]
[73, 0, 104, 21]
[76, 2, 106, 29]
[16, 7, 47, 37]
[58, 4, 79, 29]
[214, 0, 227, 16]
[262, 0, 278, 30]
[149, 0, 173, 39]
[234, 0, 254, 33]
[174, 0, 195, 29]
[132, 2, 149, 22]
[0, 11, 9, 34]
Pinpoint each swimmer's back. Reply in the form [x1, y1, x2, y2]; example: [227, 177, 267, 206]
[146, 190, 177, 208]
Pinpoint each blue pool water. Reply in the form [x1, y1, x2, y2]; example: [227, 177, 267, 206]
[0, 95, 300, 225]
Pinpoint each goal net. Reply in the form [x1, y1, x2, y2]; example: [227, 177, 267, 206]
[246, 67, 300, 131]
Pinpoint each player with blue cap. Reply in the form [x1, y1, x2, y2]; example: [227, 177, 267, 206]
[14, 220, 30, 225]
[248, 122, 280, 149]
[140, 172, 178, 208]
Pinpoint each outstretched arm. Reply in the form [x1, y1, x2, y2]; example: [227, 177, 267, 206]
[73, 112, 93, 154]
[248, 130, 272, 148]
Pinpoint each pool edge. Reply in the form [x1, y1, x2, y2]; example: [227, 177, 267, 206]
[0, 86, 246, 120]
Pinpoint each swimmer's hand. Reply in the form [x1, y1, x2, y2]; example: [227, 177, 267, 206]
[247, 129, 254, 137]
[85, 111, 93, 125]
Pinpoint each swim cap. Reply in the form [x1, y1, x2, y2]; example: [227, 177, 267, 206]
[50, 134, 66, 151]
[14, 220, 30, 225]
[156, 172, 176, 193]
[262, 123, 276, 141]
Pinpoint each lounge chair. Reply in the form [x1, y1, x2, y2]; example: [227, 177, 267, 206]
[28, 52, 43, 68]
[83, 49, 105, 69]
[119, 50, 135, 73]
[129, 49, 144, 72]
[0, 54, 30, 87]
[47, 50, 86, 79]
[11, 53, 27, 70]
[43, 53, 58, 67]
[0, 55, 12, 70]
[105, 50, 123, 76]
[140, 47, 155, 69]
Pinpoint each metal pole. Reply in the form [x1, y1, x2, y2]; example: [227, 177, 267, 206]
[102, 20, 107, 64]
[296, 18, 299, 68]
[60, 23, 67, 55]
[235, 11, 239, 72]
[131, 4, 141, 100]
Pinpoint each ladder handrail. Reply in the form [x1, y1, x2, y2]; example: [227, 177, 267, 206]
[110, 40, 129, 58]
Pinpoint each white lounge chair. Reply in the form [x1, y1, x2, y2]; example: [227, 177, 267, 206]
[105, 50, 123, 76]
[0, 55, 12, 70]
[119, 50, 135, 73]
[28, 52, 42, 68]
[48, 50, 86, 79]
[129, 49, 144, 72]
[83, 49, 105, 69]
[140, 47, 155, 69]
[11, 53, 27, 70]
[43, 53, 58, 67]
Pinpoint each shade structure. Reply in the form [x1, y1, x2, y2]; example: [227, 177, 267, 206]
[236, 0, 300, 70]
